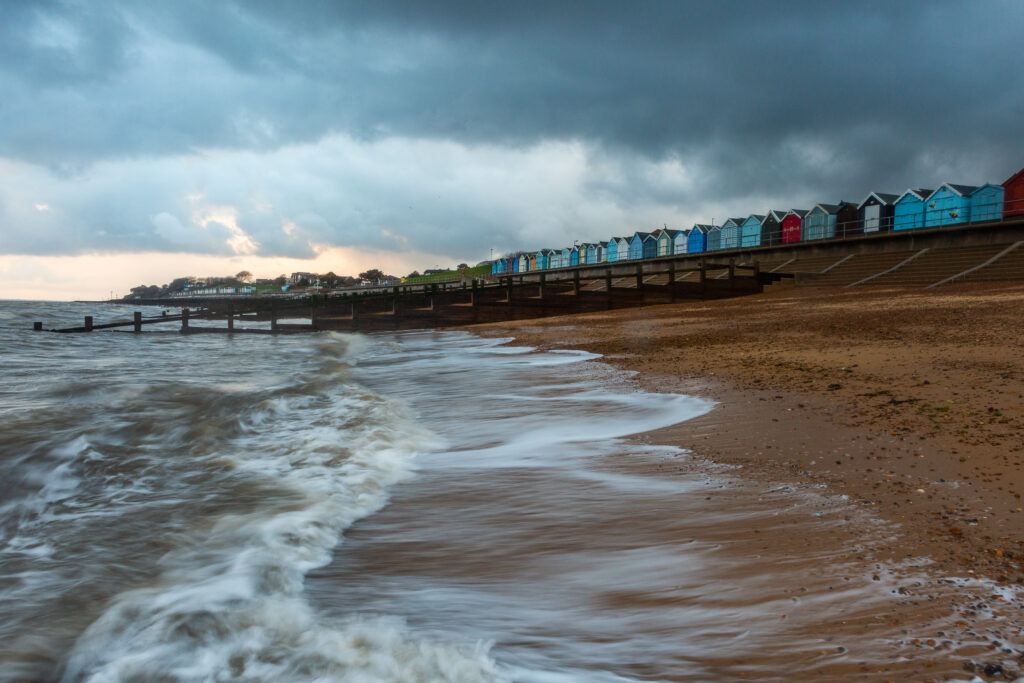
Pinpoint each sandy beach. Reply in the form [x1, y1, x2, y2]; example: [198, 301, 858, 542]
[464, 282, 1024, 679]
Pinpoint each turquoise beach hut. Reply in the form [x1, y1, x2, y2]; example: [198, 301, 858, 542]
[643, 232, 658, 259]
[606, 238, 620, 262]
[924, 184, 976, 228]
[802, 203, 856, 240]
[688, 225, 710, 253]
[597, 241, 608, 262]
[569, 245, 580, 266]
[740, 215, 765, 248]
[969, 183, 1005, 222]
[893, 188, 933, 231]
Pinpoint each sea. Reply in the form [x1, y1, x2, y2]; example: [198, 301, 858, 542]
[0, 300, 982, 682]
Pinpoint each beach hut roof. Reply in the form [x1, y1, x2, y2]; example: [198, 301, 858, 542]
[766, 210, 788, 222]
[857, 192, 900, 209]
[598, 240, 608, 247]
[784, 209, 809, 219]
[926, 183, 978, 200]
[969, 182, 1003, 195]
[632, 231, 652, 239]
[722, 217, 745, 226]
[745, 214, 766, 223]
[809, 203, 842, 215]
[895, 188, 934, 203]
[691, 223, 713, 232]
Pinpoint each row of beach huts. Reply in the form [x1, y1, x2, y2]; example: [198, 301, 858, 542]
[491, 167, 1024, 274]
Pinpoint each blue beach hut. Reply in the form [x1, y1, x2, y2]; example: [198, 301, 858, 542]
[924, 184, 976, 228]
[643, 232, 658, 259]
[560, 247, 572, 267]
[688, 225, 709, 253]
[511, 256, 520, 273]
[706, 225, 722, 251]
[720, 218, 744, 250]
[969, 183, 1005, 222]
[893, 188, 934, 230]
[802, 203, 855, 240]
[740, 215, 765, 248]
[569, 245, 580, 266]
[596, 241, 607, 262]
[673, 230, 688, 255]
[629, 232, 651, 260]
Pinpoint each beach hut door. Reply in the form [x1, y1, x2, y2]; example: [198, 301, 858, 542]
[864, 204, 880, 233]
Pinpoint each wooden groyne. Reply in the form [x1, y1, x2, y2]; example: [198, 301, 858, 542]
[35, 261, 783, 335]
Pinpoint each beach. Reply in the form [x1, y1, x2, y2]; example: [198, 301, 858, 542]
[465, 282, 1024, 678]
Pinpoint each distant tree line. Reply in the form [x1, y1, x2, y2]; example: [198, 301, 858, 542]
[123, 268, 402, 300]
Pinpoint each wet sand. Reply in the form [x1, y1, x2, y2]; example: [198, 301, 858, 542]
[461, 282, 1024, 679]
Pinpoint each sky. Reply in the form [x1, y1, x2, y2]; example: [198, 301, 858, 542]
[2, 1, 1023, 299]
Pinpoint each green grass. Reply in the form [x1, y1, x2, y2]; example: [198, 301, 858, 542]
[403, 265, 491, 284]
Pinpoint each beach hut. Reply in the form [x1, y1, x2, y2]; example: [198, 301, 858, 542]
[628, 232, 651, 260]
[688, 225, 710, 253]
[673, 230, 689, 254]
[759, 210, 786, 246]
[706, 224, 722, 251]
[528, 254, 537, 271]
[490, 261, 500, 274]
[857, 192, 898, 234]
[571, 245, 582, 266]
[518, 254, 529, 272]
[969, 183, 1005, 222]
[615, 237, 630, 261]
[534, 249, 548, 270]
[606, 238, 620, 263]
[560, 247, 572, 267]
[720, 218, 744, 250]
[923, 184, 976, 228]
[581, 243, 596, 264]
[643, 233, 659, 259]
[893, 189, 933, 231]
[740, 215, 765, 248]
[1004, 167, 1024, 219]
[511, 256, 520, 273]
[802, 203, 856, 240]
[657, 229, 681, 256]
[781, 209, 807, 243]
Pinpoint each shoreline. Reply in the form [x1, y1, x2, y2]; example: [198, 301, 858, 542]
[458, 281, 1024, 676]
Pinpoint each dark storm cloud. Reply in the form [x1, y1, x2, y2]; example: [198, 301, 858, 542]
[1, 0, 1023, 258]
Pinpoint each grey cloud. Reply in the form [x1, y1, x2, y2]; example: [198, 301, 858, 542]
[1, 0, 1023, 259]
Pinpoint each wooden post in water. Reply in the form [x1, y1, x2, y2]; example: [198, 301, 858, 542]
[180, 309, 189, 333]
[270, 302, 279, 331]
[84, 315, 93, 332]
[227, 304, 234, 331]
[133, 311, 142, 333]
[33, 322, 43, 331]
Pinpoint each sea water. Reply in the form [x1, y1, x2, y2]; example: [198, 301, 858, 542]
[0, 301, 948, 681]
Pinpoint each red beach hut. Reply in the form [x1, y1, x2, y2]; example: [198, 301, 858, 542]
[781, 209, 808, 243]
[1004, 166, 1024, 219]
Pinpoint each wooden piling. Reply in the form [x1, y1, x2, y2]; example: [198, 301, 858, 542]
[573, 270, 580, 296]
[270, 302, 278, 331]
[227, 304, 234, 331]
[133, 311, 142, 333]
[84, 315, 93, 332]
[668, 262, 676, 302]
[180, 309, 189, 332]
[538, 273, 546, 299]
[635, 265, 643, 290]
[728, 259, 736, 288]
[33, 321, 43, 331]
[605, 268, 613, 309]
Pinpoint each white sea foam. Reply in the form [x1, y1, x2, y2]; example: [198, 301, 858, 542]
[57, 334, 503, 682]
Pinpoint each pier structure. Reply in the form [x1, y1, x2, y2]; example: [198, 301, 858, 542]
[37, 260, 775, 335]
